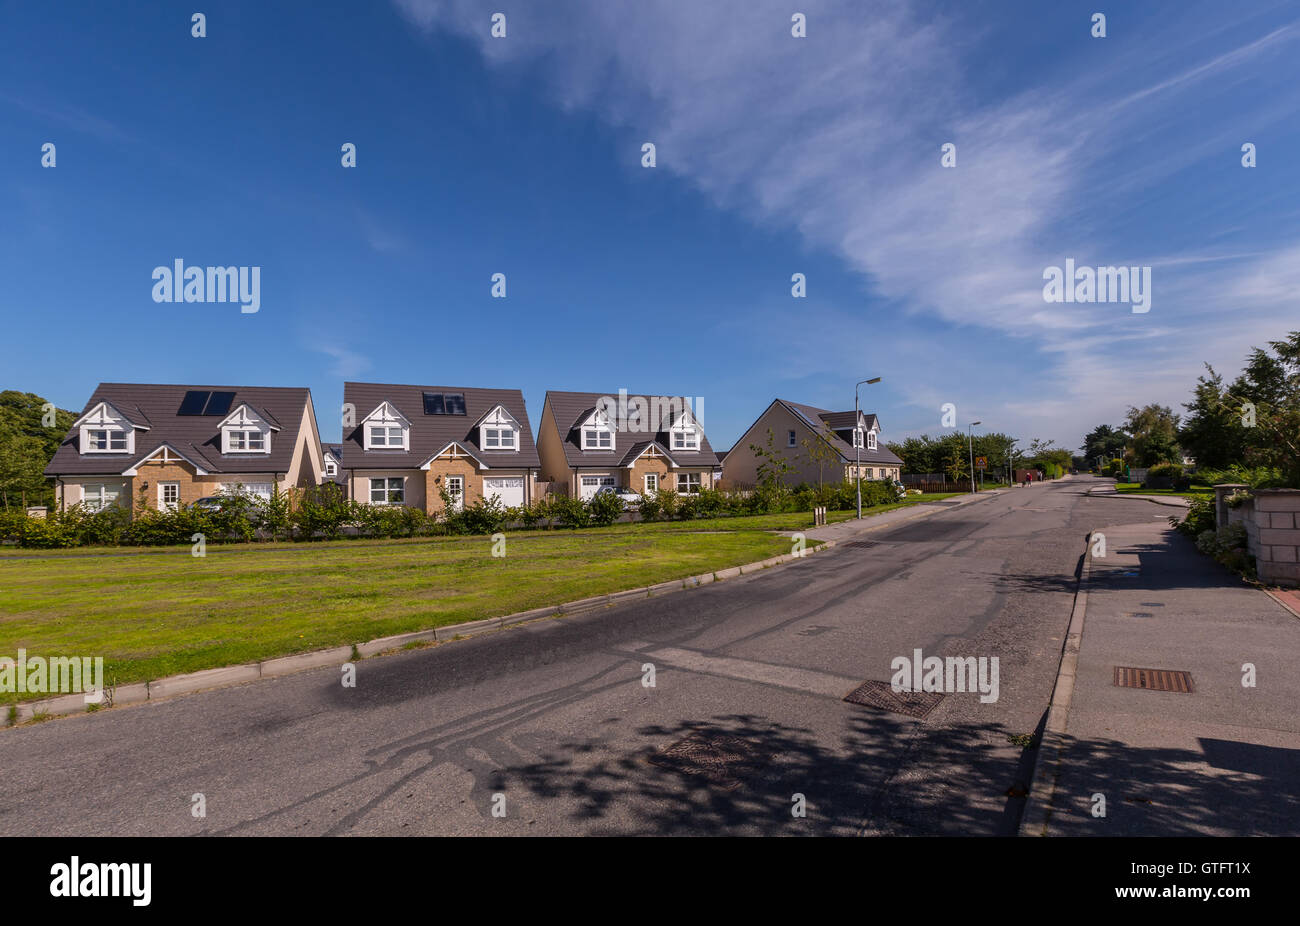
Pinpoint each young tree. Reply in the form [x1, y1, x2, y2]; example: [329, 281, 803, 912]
[1123, 404, 1181, 466]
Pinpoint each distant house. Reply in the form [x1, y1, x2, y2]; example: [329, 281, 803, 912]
[322, 444, 345, 484]
[722, 398, 903, 486]
[341, 382, 540, 512]
[45, 383, 325, 514]
[536, 391, 719, 498]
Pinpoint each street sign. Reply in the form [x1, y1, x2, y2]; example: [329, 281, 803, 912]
[975, 456, 987, 469]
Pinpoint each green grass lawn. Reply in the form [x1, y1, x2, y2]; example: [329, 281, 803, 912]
[0, 522, 805, 700]
[1114, 483, 1213, 498]
[0, 495, 964, 701]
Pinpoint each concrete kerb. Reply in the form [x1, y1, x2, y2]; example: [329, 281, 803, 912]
[4, 528, 847, 728]
[1019, 532, 1094, 836]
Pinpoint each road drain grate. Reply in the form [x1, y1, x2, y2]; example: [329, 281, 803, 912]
[843, 680, 944, 718]
[1114, 667, 1194, 693]
[647, 730, 774, 790]
[842, 540, 879, 549]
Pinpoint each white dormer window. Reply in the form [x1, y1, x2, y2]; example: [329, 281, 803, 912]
[668, 408, 700, 451]
[220, 404, 275, 455]
[868, 430, 878, 451]
[579, 408, 614, 450]
[75, 402, 137, 455]
[88, 429, 129, 451]
[477, 405, 520, 451]
[853, 428, 864, 448]
[361, 402, 410, 451]
[324, 458, 338, 477]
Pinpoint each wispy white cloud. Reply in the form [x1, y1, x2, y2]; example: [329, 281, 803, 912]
[392, 0, 1300, 446]
[311, 343, 371, 379]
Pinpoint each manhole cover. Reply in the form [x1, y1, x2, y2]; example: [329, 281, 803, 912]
[1126, 612, 1156, 618]
[647, 730, 774, 790]
[1114, 667, 1194, 693]
[843, 540, 878, 549]
[843, 680, 944, 718]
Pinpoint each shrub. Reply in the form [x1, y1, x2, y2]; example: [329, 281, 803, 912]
[636, 492, 662, 521]
[654, 488, 680, 521]
[549, 494, 590, 529]
[293, 483, 355, 539]
[587, 490, 624, 526]
[1172, 495, 1215, 537]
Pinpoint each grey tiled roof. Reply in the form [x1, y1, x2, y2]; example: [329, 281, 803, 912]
[45, 383, 313, 476]
[544, 390, 719, 469]
[779, 400, 904, 466]
[341, 382, 540, 470]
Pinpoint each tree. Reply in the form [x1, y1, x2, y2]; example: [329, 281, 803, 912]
[1123, 404, 1181, 467]
[1080, 424, 1129, 465]
[1177, 366, 1244, 469]
[0, 390, 75, 509]
[1215, 331, 1300, 486]
[799, 431, 842, 487]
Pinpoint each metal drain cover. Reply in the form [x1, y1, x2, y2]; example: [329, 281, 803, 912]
[843, 680, 944, 718]
[647, 729, 774, 790]
[843, 540, 879, 549]
[1114, 667, 1194, 693]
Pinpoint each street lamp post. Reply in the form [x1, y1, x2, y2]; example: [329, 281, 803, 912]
[967, 420, 982, 494]
[855, 376, 882, 519]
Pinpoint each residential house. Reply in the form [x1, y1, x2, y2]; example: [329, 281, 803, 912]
[322, 444, 346, 485]
[341, 382, 540, 512]
[722, 398, 904, 487]
[45, 383, 325, 514]
[536, 390, 718, 498]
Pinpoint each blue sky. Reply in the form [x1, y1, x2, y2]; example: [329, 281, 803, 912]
[3, 1, 1298, 451]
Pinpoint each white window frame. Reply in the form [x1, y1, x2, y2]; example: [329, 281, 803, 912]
[444, 475, 464, 511]
[672, 429, 698, 451]
[581, 427, 613, 450]
[361, 403, 410, 451]
[644, 473, 658, 493]
[158, 482, 181, 511]
[226, 429, 267, 452]
[676, 472, 702, 494]
[867, 430, 878, 450]
[324, 458, 337, 477]
[369, 476, 405, 505]
[483, 427, 517, 450]
[81, 482, 122, 511]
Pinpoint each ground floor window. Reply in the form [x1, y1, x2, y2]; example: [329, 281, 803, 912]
[159, 482, 180, 511]
[644, 473, 658, 492]
[370, 477, 404, 505]
[677, 472, 702, 494]
[81, 483, 122, 510]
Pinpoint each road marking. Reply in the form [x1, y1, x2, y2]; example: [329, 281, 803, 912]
[622, 643, 861, 699]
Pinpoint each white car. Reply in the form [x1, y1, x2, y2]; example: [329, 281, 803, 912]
[596, 485, 643, 506]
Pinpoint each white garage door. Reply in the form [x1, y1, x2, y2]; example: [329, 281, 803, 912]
[579, 475, 615, 500]
[483, 477, 525, 507]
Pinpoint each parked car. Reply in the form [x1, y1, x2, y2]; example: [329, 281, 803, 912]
[190, 495, 246, 513]
[596, 486, 643, 507]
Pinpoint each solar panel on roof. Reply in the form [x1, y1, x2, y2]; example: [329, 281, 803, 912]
[204, 391, 236, 416]
[178, 391, 210, 415]
[423, 392, 445, 415]
[444, 393, 466, 415]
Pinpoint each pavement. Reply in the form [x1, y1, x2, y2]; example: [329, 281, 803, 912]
[1025, 519, 1300, 836]
[5, 475, 1288, 836]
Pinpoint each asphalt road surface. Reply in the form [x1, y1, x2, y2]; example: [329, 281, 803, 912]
[0, 475, 1173, 836]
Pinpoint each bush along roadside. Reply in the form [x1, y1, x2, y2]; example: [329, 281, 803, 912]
[1170, 495, 1256, 580]
[0, 478, 914, 550]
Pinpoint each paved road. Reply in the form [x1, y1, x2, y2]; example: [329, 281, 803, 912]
[0, 476, 1173, 835]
